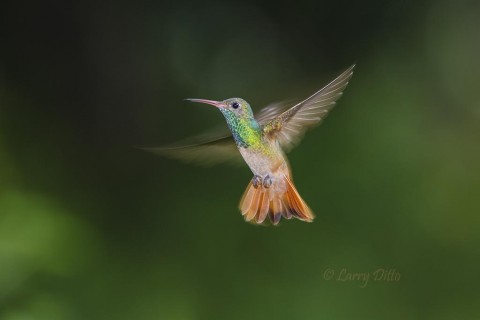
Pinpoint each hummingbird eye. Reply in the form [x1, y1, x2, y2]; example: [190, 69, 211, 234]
[232, 102, 240, 109]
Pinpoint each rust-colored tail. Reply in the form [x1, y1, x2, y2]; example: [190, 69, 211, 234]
[239, 176, 314, 225]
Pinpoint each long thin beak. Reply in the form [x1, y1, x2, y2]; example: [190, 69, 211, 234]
[185, 98, 225, 108]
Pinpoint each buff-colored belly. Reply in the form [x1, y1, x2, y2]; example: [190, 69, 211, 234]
[238, 145, 288, 178]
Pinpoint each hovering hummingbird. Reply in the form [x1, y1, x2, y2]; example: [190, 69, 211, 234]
[148, 65, 355, 225]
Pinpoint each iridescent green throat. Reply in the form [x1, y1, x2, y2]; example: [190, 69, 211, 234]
[220, 109, 261, 148]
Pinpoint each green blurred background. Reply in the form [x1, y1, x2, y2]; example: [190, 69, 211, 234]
[1, 0, 480, 319]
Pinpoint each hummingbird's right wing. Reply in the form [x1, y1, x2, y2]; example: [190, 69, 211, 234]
[139, 134, 243, 167]
[260, 64, 355, 152]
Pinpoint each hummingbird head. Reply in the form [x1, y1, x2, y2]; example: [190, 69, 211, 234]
[221, 98, 254, 119]
[185, 97, 254, 120]
[186, 97, 260, 147]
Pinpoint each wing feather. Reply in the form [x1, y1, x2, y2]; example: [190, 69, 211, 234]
[261, 64, 355, 151]
[140, 134, 243, 167]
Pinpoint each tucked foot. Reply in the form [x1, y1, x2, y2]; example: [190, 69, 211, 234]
[252, 175, 262, 189]
[263, 175, 272, 188]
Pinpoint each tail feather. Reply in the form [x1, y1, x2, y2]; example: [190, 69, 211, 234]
[257, 192, 270, 224]
[240, 186, 255, 215]
[239, 176, 314, 225]
[245, 189, 261, 222]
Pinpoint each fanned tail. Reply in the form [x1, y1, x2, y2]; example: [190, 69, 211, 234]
[239, 176, 314, 225]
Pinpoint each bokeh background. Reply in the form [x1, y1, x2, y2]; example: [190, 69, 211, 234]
[1, 0, 480, 319]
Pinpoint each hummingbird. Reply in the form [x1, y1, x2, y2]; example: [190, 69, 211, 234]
[148, 65, 355, 225]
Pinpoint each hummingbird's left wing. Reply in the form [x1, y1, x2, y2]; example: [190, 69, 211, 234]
[140, 134, 243, 167]
[261, 64, 355, 152]
[255, 100, 293, 124]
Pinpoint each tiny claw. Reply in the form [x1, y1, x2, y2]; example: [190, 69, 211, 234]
[263, 175, 272, 188]
[252, 175, 262, 189]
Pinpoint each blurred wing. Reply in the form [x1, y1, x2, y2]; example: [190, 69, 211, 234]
[262, 64, 355, 152]
[255, 100, 293, 124]
[140, 134, 243, 167]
